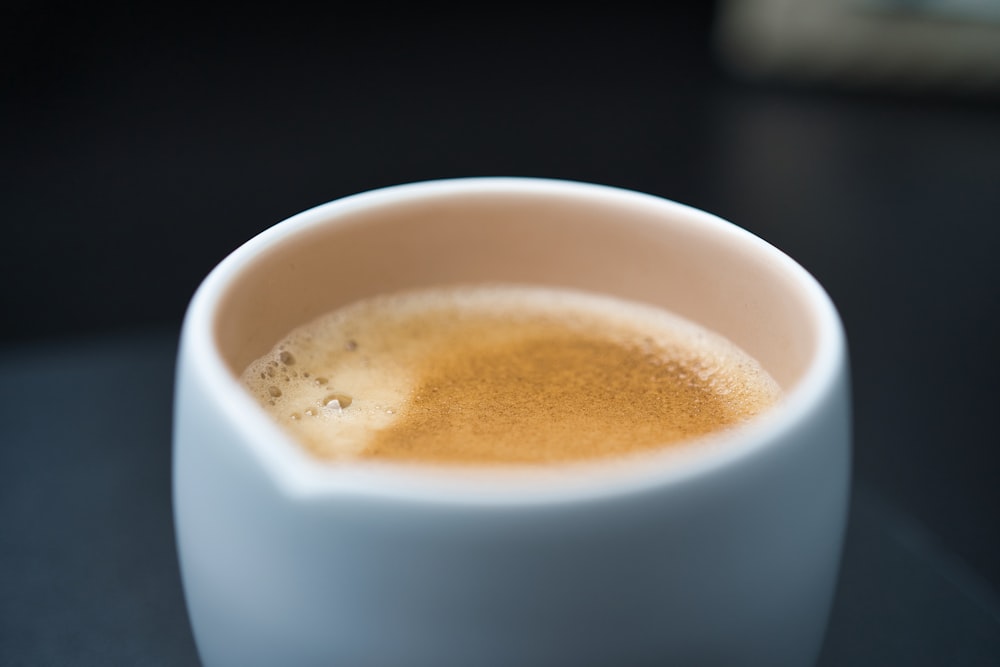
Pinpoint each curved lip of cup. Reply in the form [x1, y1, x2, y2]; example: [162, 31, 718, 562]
[179, 177, 847, 506]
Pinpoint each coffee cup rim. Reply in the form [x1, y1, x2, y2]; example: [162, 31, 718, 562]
[178, 176, 847, 505]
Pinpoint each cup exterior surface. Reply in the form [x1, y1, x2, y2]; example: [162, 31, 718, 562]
[174, 178, 851, 667]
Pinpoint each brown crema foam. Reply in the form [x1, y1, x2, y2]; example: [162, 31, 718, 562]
[240, 285, 782, 465]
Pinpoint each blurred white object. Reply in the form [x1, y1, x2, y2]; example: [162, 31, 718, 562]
[715, 0, 1000, 89]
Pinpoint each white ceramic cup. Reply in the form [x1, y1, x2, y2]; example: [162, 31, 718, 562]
[173, 177, 851, 667]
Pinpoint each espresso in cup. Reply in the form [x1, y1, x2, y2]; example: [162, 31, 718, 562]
[241, 284, 781, 464]
[179, 180, 849, 667]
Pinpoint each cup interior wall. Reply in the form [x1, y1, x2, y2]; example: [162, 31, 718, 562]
[214, 189, 820, 392]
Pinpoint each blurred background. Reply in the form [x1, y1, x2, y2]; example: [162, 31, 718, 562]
[2, 1, 999, 664]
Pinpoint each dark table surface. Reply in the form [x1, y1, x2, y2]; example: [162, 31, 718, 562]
[1, 330, 998, 666]
[2, 3, 999, 664]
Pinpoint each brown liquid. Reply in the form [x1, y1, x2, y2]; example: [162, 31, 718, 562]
[240, 285, 782, 465]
